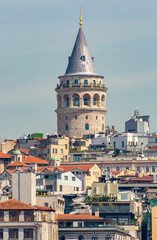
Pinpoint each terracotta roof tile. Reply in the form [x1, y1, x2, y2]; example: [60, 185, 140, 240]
[59, 165, 95, 172]
[7, 161, 29, 167]
[17, 149, 29, 154]
[36, 206, 55, 211]
[57, 214, 104, 220]
[0, 199, 37, 210]
[0, 152, 11, 159]
[22, 156, 49, 165]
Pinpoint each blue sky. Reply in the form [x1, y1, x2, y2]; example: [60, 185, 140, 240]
[0, 0, 157, 139]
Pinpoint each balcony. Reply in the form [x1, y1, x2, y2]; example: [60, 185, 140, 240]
[56, 83, 107, 90]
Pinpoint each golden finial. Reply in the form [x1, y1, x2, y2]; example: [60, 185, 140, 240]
[79, 7, 82, 27]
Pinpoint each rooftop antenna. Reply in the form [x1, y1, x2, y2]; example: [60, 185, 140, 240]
[79, 7, 82, 27]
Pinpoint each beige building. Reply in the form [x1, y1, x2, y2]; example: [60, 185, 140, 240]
[91, 181, 118, 196]
[0, 199, 58, 240]
[0, 139, 15, 154]
[55, 20, 107, 139]
[37, 136, 69, 162]
[60, 164, 102, 189]
[70, 138, 91, 151]
[36, 195, 65, 214]
[152, 205, 157, 240]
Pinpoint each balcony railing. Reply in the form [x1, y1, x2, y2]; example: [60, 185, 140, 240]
[56, 83, 106, 90]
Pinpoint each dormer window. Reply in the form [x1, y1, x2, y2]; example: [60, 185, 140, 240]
[80, 55, 85, 61]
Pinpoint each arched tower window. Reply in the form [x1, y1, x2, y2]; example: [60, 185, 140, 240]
[65, 125, 69, 131]
[83, 94, 90, 106]
[101, 94, 105, 107]
[85, 123, 89, 130]
[73, 94, 80, 107]
[64, 95, 69, 107]
[67, 80, 70, 87]
[93, 94, 99, 106]
[60, 236, 65, 240]
[84, 79, 88, 86]
[75, 79, 78, 86]
[78, 236, 84, 240]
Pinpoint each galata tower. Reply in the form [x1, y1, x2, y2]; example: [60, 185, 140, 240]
[55, 9, 107, 139]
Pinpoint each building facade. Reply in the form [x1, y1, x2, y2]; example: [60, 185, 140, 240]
[55, 15, 107, 139]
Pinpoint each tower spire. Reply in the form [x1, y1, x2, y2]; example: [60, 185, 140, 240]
[79, 7, 82, 27]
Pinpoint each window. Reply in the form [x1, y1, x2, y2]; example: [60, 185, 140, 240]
[152, 166, 155, 172]
[74, 97, 79, 106]
[75, 116, 77, 119]
[126, 166, 130, 170]
[53, 149, 55, 154]
[67, 97, 69, 107]
[24, 211, 34, 222]
[122, 141, 124, 148]
[78, 235, 84, 240]
[65, 125, 69, 131]
[113, 142, 116, 148]
[64, 176, 68, 180]
[60, 185, 62, 191]
[84, 97, 88, 105]
[60, 235, 65, 240]
[93, 80, 96, 86]
[66, 116, 68, 120]
[67, 80, 70, 86]
[9, 229, 18, 239]
[24, 228, 33, 239]
[0, 212, 4, 222]
[80, 55, 85, 61]
[65, 144, 67, 149]
[72, 177, 75, 181]
[44, 203, 48, 207]
[47, 149, 49, 154]
[84, 79, 88, 86]
[137, 166, 140, 172]
[86, 116, 88, 119]
[93, 97, 96, 106]
[76, 187, 79, 191]
[55, 149, 57, 154]
[92, 237, 98, 240]
[0, 229, 3, 239]
[75, 79, 78, 86]
[85, 123, 89, 130]
[96, 116, 98, 120]
[9, 211, 19, 222]
[121, 193, 128, 200]
[61, 149, 63, 154]
[107, 167, 110, 171]
[146, 166, 150, 173]
[116, 166, 120, 171]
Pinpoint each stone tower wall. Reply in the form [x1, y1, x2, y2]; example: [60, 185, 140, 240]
[55, 75, 107, 138]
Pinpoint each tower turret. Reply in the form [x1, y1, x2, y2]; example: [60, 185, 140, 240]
[55, 10, 107, 139]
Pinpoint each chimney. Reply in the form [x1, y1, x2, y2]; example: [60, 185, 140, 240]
[94, 208, 99, 217]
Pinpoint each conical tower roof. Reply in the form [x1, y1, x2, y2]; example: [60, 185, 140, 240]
[65, 27, 97, 76]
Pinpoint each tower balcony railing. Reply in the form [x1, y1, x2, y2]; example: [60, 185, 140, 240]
[56, 83, 106, 90]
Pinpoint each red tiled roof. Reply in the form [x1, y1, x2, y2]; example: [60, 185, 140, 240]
[59, 165, 95, 172]
[36, 206, 55, 211]
[150, 135, 157, 138]
[7, 161, 29, 167]
[0, 199, 36, 210]
[57, 214, 104, 220]
[0, 152, 11, 159]
[133, 175, 154, 181]
[17, 149, 29, 154]
[22, 156, 49, 165]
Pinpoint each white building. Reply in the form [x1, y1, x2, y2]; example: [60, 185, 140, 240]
[36, 171, 82, 195]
